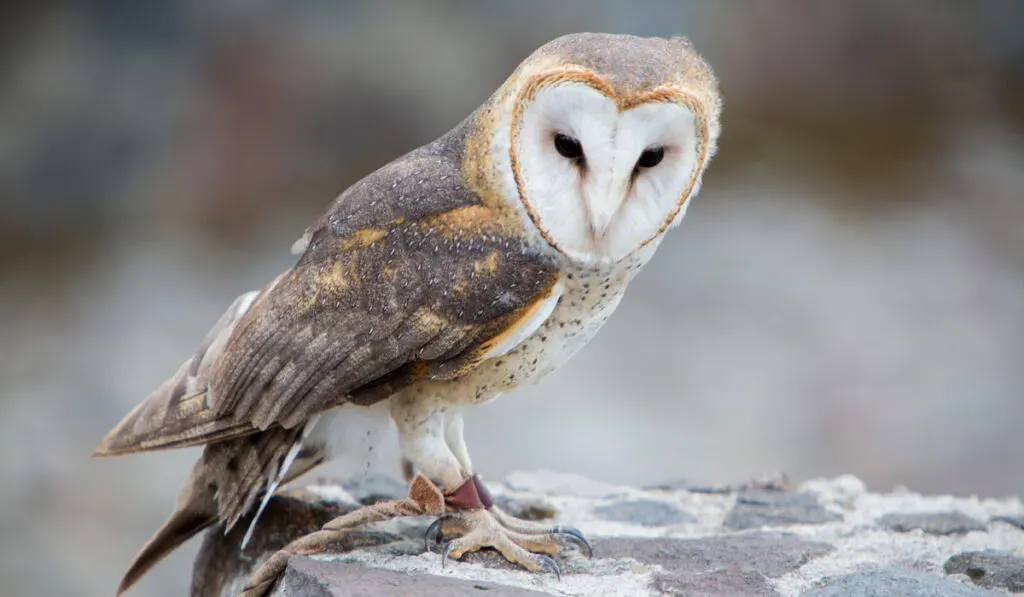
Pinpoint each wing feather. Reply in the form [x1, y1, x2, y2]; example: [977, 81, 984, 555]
[94, 290, 261, 456]
[98, 153, 558, 456]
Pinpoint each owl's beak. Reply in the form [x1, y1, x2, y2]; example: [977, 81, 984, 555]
[586, 180, 631, 245]
[588, 212, 611, 243]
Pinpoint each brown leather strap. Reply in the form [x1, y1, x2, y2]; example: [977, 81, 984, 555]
[444, 474, 494, 510]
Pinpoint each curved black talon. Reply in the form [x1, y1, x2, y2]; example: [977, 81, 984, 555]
[536, 554, 562, 580]
[424, 518, 445, 553]
[425, 514, 459, 553]
[552, 526, 593, 558]
[440, 541, 457, 569]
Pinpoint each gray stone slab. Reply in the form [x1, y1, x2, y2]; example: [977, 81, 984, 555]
[593, 533, 833, 578]
[594, 498, 695, 526]
[992, 514, 1024, 531]
[723, 492, 842, 530]
[187, 476, 1022, 597]
[277, 557, 552, 596]
[646, 473, 792, 495]
[654, 568, 780, 596]
[878, 512, 986, 535]
[802, 567, 1001, 597]
[945, 549, 1024, 592]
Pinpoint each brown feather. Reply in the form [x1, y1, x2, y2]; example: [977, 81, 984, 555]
[115, 426, 323, 595]
[100, 101, 561, 593]
[94, 290, 262, 456]
[204, 149, 559, 433]
[115, 457, 217, 595]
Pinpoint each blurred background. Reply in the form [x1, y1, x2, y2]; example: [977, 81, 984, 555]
[2, 1, 1023, 596]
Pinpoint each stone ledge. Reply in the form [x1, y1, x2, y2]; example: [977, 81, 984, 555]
[192, 472, 1024, 596]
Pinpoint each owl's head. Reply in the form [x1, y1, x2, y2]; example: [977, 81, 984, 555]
[472, 33, 721, 268]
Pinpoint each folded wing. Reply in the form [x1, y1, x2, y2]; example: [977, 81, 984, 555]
[96, 155, 558, 457]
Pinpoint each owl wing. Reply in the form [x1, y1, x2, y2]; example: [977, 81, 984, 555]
[95, 153, 559, 455]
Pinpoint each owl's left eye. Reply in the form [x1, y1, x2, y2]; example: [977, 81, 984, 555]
[553, 133, 584, 160]
[636, 146, 665, 169]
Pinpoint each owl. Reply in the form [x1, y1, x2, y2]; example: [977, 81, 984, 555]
[96, 32, 721, 595]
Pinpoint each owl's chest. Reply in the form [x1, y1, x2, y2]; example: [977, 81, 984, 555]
[454, 265, 637, 404]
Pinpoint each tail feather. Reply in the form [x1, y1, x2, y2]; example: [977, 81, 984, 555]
[116, 461, 217, 596]
[116, 428, 326, 594]
[101, 287, 310, 595]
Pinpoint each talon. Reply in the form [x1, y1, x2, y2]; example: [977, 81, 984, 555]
[488, 506, 593, 559]
[552, 526, 593, 558]
[424, 517, 446, 552]
[537, 554, 562, 580]
[432, 507, 584, 578]
[441, 540, 458, 568]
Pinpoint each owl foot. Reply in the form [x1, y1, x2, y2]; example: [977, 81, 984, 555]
[489, 505, 592, 557]
[428, 508, 585, 578]
[423, 475, 591, 577]
[241, 473, 445, 597]
[426, 508, 592, 559]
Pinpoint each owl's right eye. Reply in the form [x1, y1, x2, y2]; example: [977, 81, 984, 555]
[553, 133, 584, 160]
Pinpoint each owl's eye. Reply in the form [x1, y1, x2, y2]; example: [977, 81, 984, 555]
[636, 146, 665, 169]
[553, 133, 584, 160]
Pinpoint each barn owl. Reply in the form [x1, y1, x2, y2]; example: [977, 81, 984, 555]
[96, 32, 721, 595]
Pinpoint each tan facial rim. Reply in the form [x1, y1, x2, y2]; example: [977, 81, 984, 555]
[508, 68, 710, 263]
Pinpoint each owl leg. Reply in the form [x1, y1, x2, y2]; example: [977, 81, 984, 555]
[395, 398, 589, 575]
[241, 473, 446, 597]
[441, 411, 590, 552]
[416, 410, 591, 574]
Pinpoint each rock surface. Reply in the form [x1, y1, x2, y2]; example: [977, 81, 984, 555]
[994, 515, 1024, 531]
[945, 550, 1024, 592]
[593, 499, 695, 527]
[279, 558, 552, 596]
[723, 491, 842, 530]
[802, 567, 1000, 597]
[191, 473, 1024, 597]
[878, 511, 988, 535]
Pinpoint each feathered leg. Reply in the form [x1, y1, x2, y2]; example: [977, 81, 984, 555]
[401, 399, 591, 576]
